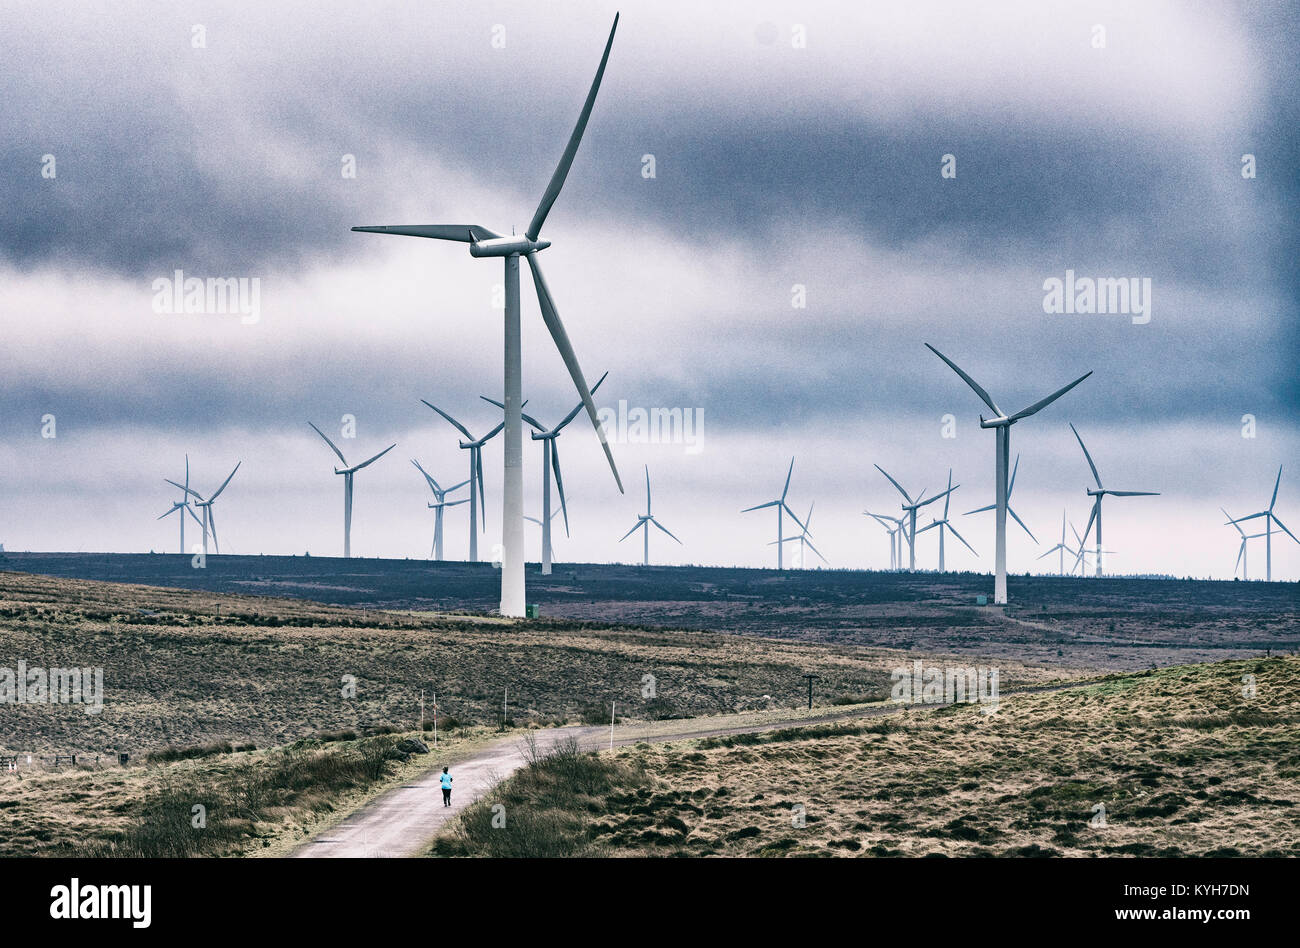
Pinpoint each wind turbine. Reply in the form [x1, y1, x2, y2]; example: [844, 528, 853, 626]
[864, 511, 905, 570]
[1036, 508, 1071, 576]
[1221, 508, 1267, 581]
[167, 462, 241, 556]
[619, 466, 681, 566]
[309, 422, 396, 558]
[1069, 521, 1117, 575]
[411, 459, 469, 560]
[742, 458, 807, 570]
[482, 371, 608, 576]
[925, 344, 1091, 604]
[1227, 466, 1298, 582]
[773, 502, 827, 568]
[1070, 423, 1159, 577]
[158, 455, 202, 553]
[353, 15, 625, 616]
[421, 401, 515, 564]
[874, 465, 958, 571]
[915, 471, 977, 571]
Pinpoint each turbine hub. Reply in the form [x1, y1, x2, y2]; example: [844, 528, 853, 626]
[469, 235, 550, 257]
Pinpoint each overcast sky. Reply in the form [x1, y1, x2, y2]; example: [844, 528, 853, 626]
[2, 0, 1297, 579]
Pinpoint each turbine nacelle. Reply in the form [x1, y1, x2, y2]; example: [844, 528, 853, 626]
[469, 234, 551, 257]
[979, 414, 1013, 428]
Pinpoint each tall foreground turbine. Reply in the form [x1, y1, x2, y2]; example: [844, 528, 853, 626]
[742, 458, 806, 570]
[411, 459, 469, 560]
[926, 344, 1091, 604]
[874, 464, 957, 571]
[619, 466, 681, 566]
[157, 455, 202, 553]
[354, 15, 624, 616]
[1070, 423, 1159, 577]
[167, 462, 241, 556]
[1228, 466, 1298, 582]
[309, 423, 395, 558]
[482, 372, 608, 576]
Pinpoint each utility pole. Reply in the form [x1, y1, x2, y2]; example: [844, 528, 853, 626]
[419, 689, 425, 734]
[610, 701, 616, 751]
[433, 691, 438, 749]
[802, 673, 821, 711]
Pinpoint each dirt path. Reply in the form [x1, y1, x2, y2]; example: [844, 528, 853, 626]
[293, 681, 1092, 858]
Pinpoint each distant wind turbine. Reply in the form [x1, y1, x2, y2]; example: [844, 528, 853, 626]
[1221, 507, 1267, 581]
[926, 344, 1091, 603]
[864, 511, 905, 570]
[158, 454, 203, 553]
[1069, 521, 1117, 575]
[773, 502, 827, 568]
[482, 371, 608, 575]
[353, 15, 625, 616]
[167, 462, 241, 556]
[1227, 466, 1298, 582]
[309, 422, 396, 558]
[1036, 508, 1071, 576]
[1070, 423, 1159, 577]
[742, 458, 806, 570]
[915, 469, 977, 571]
[874, 464, 957, 571]
[421, 402, 510, 564]
[411, 459, 469, 560]
[620, 466, 681, 566]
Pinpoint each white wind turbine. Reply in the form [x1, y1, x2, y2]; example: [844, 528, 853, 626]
[1221, 507, 1268, 581]
[620, 466, 681, 566]
[915, 471, 977, 571]
[864, 511, 905, 570]
[774, 502, 827, 568]
[353, 15, 625, 616]
[157, 455, 202, 553]
[411, 459, 469, 561]
[1070, 423, 1159, 577]
[1227, 467, 1298, 582]
[874, 464, 958, 572]
[1036, 508, 1071, 576]
[167, 462, 241, 556]
[482, 372, 608, 576]
[421, 401, 515, 564]
[309, 423, 396, 558]
[1069, 521, 1117, 575]
[965, 453, 1037, 548]
[742, 458, 807, 570]
[926, 344, 1091, 604]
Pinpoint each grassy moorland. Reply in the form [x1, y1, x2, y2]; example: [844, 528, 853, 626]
[434, 656, 1300, 857]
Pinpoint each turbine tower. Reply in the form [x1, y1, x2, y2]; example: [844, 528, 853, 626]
[915, 471, 977, 571]
[773, 502, 827, 568]
[1070, 423, 1159, 577]
[742, 458, 806, 570]
[1036, 508, 1071, 576]
[411, 459, 469, 560]
[925, 344, 1091, 604]
[482, 371, 608, 576]
[157, 455, 202, 553]
[353, 15, 625, 616]
[309, 422, 396, 558]
[619, 466, 681, 566]
[525, 507, 564, 565]
[167, 462, 241, 556]
[874, 464, 957, 571]
[1227, 466, 1298, 582]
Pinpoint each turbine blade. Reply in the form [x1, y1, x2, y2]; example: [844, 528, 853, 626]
[1008, 371, 1093, 422]
[741, 501, 780, 513]
[1221, 507, 1246, 537]
[556, 371, 609, 431]
[618, 521, 642, 542]
[476, 449, 487, 529]
[350, 224, 500, 241]
[645, 465, 652, 516]
[352, 443, 396, 472]
[782, 457, 795, 502]
[411, 458, 438, 493]
[924, 344, 1001, 416]
[964, 503, 995, 516]
[916, 520, 940, 535]
[525, 13, 619, 241]
[552, 441, 570, 537]
[1070, 423, 1103, 489]
[165, 478, 205, 501]
[650, 518, 682, 544]
[157, 507, 178, 520]
[309, 422, 349, 466]
[781, 502, 807, 534]
[421, 401, 474, 441]
[947, 522, 978, 556]
[915, 484, 957, 508]
[1271, 514, 1299, 545]
[480, 394, 546, 433]
[208, 506, 219, 551]
[209, 461, 241, 501]
[526, 252, 622, 491]
[803, 536, 828, 564]
[1008, 454, 1021, 497]
[1008, 505, 1038, 543]
[1271, 466, 1282, 511]
[874, 464, 913, 504]
[1080, 499, 1099, 548]
[1235, 539, 1246, 573]
[1108, 490, 1159, 497]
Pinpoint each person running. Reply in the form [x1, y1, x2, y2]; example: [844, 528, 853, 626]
[439, 767, 453, 807]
